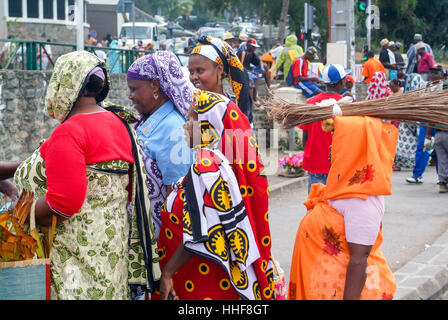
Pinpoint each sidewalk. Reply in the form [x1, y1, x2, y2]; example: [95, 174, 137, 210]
[267, 169, 448, 300]
[267, 174, 308, 196]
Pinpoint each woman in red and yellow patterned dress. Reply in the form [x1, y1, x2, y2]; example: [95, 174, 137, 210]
[155, 37, 273, 300]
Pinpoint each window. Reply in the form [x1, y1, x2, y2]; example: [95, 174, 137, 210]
[8, 0, 23, 17]
[43, 0, 54, 19]
[68, 0, 75, 22]
[27, 0, 39, 18]
[57, 0, 65, 20]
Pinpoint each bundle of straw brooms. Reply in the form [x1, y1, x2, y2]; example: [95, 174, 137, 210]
[267, 86, 448, 130]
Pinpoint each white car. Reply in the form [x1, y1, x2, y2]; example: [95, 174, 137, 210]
[119, 22, 159, 49]
[197, 27, 226, 40]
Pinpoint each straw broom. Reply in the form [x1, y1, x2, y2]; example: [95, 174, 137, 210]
[267, 86, 448, 130]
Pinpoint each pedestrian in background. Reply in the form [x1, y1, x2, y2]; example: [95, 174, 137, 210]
[341, 74, 355, 99]
[238, 38, 266, 104]
[405, 74, 435, 184]
[291, 46, 322, 98]
[434, 127, 448, 193]
[270, 34, 304, 80]
[366, 71, 391, 100]
[390, 42, 405, 70]
[379, 39, 397, 79]
[106, 39, 122, 74]
[168, 19, 174, 39]
[406, 33, 433, 75]
[300, 64, 346, 193]
[416, 43, 435, 81]
[361, 50, 386, 84]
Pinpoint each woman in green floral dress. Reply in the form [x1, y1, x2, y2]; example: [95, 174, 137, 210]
[13, 51, 160, 299]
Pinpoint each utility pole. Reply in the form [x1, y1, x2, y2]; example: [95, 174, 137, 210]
[76, 0, 84, 51]
[304, 3, 308, 50]
[367, 0, 371, 50]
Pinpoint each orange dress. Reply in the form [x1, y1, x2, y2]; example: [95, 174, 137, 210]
[288, 116, 398, 300]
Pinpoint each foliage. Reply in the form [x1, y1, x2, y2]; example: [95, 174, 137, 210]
[135, 0, 193, 19]
[135, 0, 448, 54]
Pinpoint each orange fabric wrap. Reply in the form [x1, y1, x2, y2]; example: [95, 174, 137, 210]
[324, 116, 398, 200]
[288, 184, 396, 300]
[289, 116, 399, 300]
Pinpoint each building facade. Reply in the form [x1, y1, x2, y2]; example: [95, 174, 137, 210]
[2, 0, 89, 44]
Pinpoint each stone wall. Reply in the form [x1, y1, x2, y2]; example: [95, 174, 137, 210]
[0, 70, 279, 162]
[0, 70, 131, 161]
[8, 22, 89, 45]
[0, 67, 367, 162]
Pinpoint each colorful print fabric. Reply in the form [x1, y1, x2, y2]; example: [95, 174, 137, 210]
[156, 91, 273, 299]
[192, 37, 252, 118]
[126, 50, 194, 117]
[395, 74, 427, 168]
[45, 51, 109, 123]
[288, 184, 397, 300]
[15, 149, 132, 299]
[366, 71, 392, 100]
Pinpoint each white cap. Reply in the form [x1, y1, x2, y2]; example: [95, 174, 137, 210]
[322, 64, 347, 84]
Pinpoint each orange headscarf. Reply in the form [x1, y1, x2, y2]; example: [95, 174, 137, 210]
[324, 116, 398, 200]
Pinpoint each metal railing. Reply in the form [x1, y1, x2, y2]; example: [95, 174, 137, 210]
[0, 39, 190, 73]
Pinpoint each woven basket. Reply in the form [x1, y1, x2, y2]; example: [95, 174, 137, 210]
[0, 198, 55, 300]
[0, 258, 51, 300]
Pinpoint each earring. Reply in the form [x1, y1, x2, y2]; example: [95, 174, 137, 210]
[153, 91, 159, 100]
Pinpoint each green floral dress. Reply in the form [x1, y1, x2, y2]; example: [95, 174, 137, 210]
[14, 110, 161, 300]
[15, 51, 160, 299]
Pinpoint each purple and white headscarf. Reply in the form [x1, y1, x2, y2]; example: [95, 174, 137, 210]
[127, 51, 194, 117]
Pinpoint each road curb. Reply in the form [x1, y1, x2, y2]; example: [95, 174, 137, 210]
[394, 229, 448, 300]
[269, 176, 308, 196]
[269, 174, 448, 300]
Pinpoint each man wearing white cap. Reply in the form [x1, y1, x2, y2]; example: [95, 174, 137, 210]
[300, 64, 347, 193]
[406, 33, 433, 74]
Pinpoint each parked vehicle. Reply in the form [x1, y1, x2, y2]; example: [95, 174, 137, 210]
[197, 27, 226, 40]
[228, 25, 264, 47]
[119, 22, 159, 49]
[204, 22, 233, 31]
[158, 22, 196, 40]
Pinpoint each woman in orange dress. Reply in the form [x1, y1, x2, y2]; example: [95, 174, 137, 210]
[288, 116, 398, 300]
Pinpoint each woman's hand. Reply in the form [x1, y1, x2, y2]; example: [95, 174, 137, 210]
[159, 271, 178, 300]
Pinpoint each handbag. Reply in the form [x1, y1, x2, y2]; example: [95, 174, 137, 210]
[0, 195, 56, 300]
[272, 257, 287, 300]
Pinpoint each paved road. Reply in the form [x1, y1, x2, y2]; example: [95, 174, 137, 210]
[268, 166, 448, 288]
